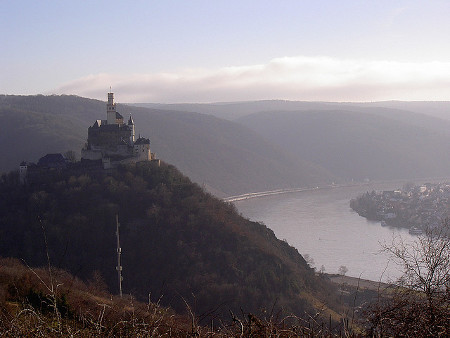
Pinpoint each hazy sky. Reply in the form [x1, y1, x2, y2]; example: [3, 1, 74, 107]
[1, 0, 450, 102]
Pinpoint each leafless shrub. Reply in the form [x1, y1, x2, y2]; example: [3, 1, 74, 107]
[366, 219, 450, 336]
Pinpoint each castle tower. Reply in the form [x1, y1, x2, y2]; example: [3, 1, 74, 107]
[19, 162, 27, 184]
[134, 137, 151, 161]
[128, 115, 135, 143]
[107, 92, 117, 124]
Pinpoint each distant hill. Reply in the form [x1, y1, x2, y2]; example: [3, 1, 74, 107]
[352, 101, 450, 121]
[237, 110, 450, 181]
[3, 95, 447, 193]
[132, 101, 450, 181]
[0, 95, 96, 171]
[131, 101, 347, 121]
[0, 162, 341, 320]
[131, 100, 450, 121]
[0, 95, 333, 196]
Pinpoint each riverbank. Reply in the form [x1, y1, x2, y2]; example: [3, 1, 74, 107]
[326, 274, 392, 292]
[225, 177, 450, 203]
[223, 183, 364, 202]
[232, 182, 420, 282]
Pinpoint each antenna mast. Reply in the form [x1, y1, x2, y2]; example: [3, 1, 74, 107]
[115, 214, 123, 297]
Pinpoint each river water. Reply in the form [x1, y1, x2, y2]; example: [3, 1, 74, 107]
[233, 182, 419, 282]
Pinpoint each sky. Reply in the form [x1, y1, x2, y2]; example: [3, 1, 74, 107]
[1, 0, 450, 103]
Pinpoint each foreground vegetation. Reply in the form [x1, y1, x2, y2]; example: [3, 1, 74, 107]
[0, 257, 191, 336]
[0, 258, 358, 337]
[366, 221, 450, 336]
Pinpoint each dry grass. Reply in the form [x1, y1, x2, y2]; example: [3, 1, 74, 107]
[0, 257, 190, 336]
[0, 257, 360, 337]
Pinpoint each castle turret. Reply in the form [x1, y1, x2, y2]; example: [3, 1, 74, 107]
[107, 92, 117, 124]
[128, 115, 135, 143]
[134, 137, 151, 161]
[19, 161, 28, 184]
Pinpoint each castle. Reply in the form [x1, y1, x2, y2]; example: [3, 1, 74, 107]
[81, 92, 157, 168]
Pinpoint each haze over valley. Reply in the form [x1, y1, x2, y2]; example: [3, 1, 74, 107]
[1, 1, 449, 335]
[2, 96, 450, 196]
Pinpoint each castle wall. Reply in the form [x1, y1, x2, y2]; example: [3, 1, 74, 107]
[81, 148, 103, 160]
[88, 124, 132, 150]
[134, 143, 151, 161]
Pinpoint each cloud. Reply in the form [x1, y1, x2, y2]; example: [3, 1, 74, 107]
[52, 56, 450, 103]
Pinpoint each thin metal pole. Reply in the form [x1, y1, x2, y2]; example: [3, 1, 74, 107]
[116, 214, 123, 298]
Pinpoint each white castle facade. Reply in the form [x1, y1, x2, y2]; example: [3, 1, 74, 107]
[81, 92, 157, 168]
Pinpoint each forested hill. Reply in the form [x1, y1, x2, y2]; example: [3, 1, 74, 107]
[237, 110, 450, 181]
[0, 162, 340, 320]
[0, 95, 333, 196]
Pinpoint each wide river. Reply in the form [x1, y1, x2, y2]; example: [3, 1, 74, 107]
[233, 182, 420, 282]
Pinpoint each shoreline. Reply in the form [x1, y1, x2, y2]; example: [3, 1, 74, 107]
[224, 177, 450, 203]
[326, 274, 393, 291]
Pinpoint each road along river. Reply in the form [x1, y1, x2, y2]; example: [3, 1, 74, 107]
[231, 182, 420, 282]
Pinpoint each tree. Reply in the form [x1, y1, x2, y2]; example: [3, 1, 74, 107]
[366, 220, 449, 336]
[64, 150, 77, 163]
[303, 254, 315, 268]
[338, 265, 348, 276]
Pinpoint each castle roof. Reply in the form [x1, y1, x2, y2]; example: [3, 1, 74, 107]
[37, 153, 67, 168]
[116, 112, 123, 119]
[93, 120, 103, 127]
[134, 137, 150, 145]
[128, 115, 134, 125]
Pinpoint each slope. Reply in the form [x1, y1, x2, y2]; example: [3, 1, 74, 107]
[237, 110, 450, 181]
[0, 162, 341, 321]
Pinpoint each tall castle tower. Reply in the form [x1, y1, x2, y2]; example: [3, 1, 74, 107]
[128, 115, 135, 143]
[107, 92, 117, 124]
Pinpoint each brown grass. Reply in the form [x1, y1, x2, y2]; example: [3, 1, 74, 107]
[0, 257, 360, 336]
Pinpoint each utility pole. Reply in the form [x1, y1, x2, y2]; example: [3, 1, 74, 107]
[115, 214, 123, 298]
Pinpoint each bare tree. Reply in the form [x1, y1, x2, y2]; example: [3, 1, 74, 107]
[304, 254, 315, 269]
[319, 265, 326, 275]
[367, 220, 449, 336]
[64, 150, 78, 163]
[338, 265, 348, 276]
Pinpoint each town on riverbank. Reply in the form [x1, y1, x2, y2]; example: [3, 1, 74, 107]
[350, 182, 450, 232]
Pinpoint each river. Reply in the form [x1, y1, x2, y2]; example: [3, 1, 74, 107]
[232, 182, 420, 282]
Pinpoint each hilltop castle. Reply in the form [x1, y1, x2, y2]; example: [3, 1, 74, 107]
[81, 92, 157, 168]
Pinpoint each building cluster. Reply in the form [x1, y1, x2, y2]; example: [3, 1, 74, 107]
[350, 182, 450, 231]
[81, 92, 157, 168]
[19, 92, 158, 183]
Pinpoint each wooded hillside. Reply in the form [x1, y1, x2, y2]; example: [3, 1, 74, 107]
[0, 162, 340, 320]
